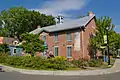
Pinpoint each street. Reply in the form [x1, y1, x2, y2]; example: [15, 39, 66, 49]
[0, 71, 120, 80]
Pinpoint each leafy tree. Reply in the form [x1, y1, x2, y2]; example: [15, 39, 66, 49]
[20, 33, 45, 56]
[0, 44, 9, 53]
[0, 6, 56, 39]
[89, 16, 120, 56]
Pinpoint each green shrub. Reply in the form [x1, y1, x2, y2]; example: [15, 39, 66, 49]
[0, 44, 9, 53]
[0, 53, 105, 70]
[0, 52, 8, 63]
[71, 58, 88, 68]
[71, 59, 103, 68]
[88, 59, 103, 67]
[0, 55, 70, 70]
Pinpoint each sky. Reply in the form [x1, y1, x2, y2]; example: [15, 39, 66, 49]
[0, 0, 120, 32]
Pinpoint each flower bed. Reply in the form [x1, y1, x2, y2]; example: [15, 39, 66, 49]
[0, 53, 113, 70]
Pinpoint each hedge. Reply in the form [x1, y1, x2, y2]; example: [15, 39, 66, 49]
[71, 59, 103, 68]
[0, 53, 70, 70]
[0, 53, 105, 70]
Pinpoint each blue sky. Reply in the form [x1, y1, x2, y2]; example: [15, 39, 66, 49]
[0, 0, 119, 32]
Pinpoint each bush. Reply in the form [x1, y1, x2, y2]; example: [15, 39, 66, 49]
[0, 52, 8, 63]
[71, 59, 103, 68]
[71, 58, 89, 68]
[0, 55, 70, 70]
[88, 59, 103, 67]
[0, 53, 105, 70]
[0, 44, 9, 53]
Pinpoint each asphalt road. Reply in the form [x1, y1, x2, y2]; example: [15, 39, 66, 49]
[0, 71, 120, 80]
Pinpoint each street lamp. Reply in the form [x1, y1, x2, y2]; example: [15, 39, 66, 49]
[106, 27, 110, 65]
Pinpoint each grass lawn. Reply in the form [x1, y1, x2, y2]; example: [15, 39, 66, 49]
[99, 58, 115, 69]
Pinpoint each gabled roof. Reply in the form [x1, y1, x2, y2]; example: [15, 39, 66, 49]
[1, 37, 19, 45]
[30, 14, 95, 34]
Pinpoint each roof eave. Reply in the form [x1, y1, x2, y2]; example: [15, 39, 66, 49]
[48, 26, 82, 33]
[83, 14, 95, 27]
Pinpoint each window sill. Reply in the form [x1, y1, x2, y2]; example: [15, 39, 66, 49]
[67, 40, 72, 42]
[54, 41, 59, 43]
[67, 56, 72, 58]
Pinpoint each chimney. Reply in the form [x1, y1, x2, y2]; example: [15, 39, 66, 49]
[89, 11, 94, 16]
[37, 25, 41, 28]
[56, 15, 64, 24]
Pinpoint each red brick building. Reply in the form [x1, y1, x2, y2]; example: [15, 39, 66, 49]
[30, 12, 96, 59]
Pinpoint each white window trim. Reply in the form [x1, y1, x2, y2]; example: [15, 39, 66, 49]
[42, 35, 47, 41]
[40, 33, 47, 36]
[66, 45, 72, 58]
[66, 45, 72, 47]
[54, 33, 59, 42]
[54, 46, 59, 56]
[13, 40, 18, 45]
[66, 32, 72, 42]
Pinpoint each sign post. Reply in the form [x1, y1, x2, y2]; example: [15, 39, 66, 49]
[100, 46, 107, 62]
[103, 35, 107, 44]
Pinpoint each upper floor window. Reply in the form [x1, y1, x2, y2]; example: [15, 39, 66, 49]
[67, 32, 72, 41]
[54, 33, 58, 42]
[42, 35, 46, 41]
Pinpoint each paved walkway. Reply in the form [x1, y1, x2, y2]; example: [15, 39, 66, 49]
[1, 59, 120, 76]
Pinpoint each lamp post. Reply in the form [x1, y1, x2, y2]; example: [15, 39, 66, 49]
[106, 27, 110, 65]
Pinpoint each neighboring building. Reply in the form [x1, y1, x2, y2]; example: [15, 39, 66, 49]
[30, 12, 96, 60]
[0, 37, 23, 56]
[0, 37, 17, 45]
[9, 45, 23, 56]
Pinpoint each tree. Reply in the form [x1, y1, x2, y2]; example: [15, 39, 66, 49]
[20, 33, 45, 56]
[0, 6, 56, 39]
[89, 16, 120, 57]
[0, 44, 9, 53]
[90, 16, 114, 48]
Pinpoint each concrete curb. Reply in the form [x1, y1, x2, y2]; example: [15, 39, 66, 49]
[0, 64, 118, 76]
[0, 59, 120, 76]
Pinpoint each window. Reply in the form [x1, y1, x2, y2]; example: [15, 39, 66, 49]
[67, 32, 72, 41]
[67, 46, 72, 58]
[54, 33, 58, 42]
[42, 35, 46, 41]
[15, 42, 17, 45]
[54, 46, 59, 56]
[13, 48, 16, 54]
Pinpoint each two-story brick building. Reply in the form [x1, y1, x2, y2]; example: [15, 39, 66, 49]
[30, 12, 96, 59]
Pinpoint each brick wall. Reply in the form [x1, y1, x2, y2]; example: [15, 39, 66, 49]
[83, 18, 96, 59]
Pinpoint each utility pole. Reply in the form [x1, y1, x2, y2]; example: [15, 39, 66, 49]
[106, 27, 110, 65]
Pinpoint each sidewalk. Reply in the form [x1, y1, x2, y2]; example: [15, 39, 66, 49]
[1, 59, 120, 76]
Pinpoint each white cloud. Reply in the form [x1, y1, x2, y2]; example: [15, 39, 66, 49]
[32, 0, 88, 17]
